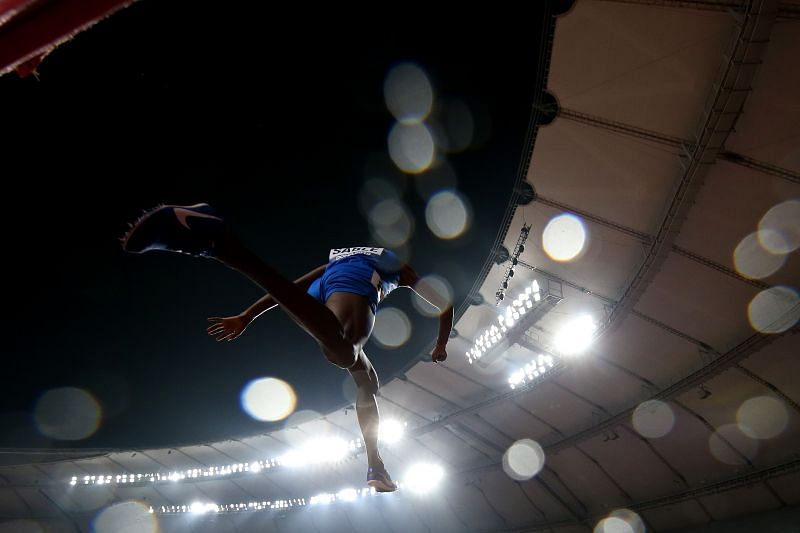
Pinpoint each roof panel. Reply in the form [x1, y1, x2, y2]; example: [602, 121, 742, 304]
[633, 253, 758, 352]
[528, 120, 683, 234]
[725, 20, 800, 172]
[641, 499, 710, 530]
[698, 483, 780, 520]
[575, 431, 684, 501]
[513, 382, 595, 437]
[598, 313, 701, 387]
[547, 447, 632, 512]
[768, 470, 800, 506]
[549, 1, 733, 139]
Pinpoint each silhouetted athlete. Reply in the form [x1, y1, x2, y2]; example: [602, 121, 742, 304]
[122, 203, 453, 492]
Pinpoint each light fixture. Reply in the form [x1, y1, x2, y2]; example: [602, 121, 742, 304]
[496, 224, 531, 304]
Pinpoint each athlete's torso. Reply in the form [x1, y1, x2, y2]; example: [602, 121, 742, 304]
[327, 247, 402, 301]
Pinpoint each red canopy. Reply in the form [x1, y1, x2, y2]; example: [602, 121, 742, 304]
[0, 0, 136, 77]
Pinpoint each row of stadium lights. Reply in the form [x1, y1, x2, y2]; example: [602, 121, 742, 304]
[70, 432, 386, 487]
[154, 488, 376, 515]
[467, 280, 541, 364]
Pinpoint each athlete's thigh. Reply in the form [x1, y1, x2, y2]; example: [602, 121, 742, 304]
[325, 291, 375, 346]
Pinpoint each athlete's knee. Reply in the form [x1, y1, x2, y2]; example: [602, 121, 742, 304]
[321, 343, 358, 369]
[351, 368, 378, 396]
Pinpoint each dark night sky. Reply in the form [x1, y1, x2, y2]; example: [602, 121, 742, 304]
[1, 2, 545, 449]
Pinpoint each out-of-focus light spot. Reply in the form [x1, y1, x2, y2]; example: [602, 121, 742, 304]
[502, 439, 545, 480]
[594, 509, 645, 533]
[403, 463, 444, 494]
[543, 214, 587, 262]
[554, 315, 596, 355]
[733, 232, 786, 279]
[411, 275, 454, 317]
[384, 63, 434, 124]
[758, 199, 800, 254]
[632, 400, 675, 439]
[709, 424, 759, 465]
[337, 488, 358, 502]
[0, 520, 46, 533]
[748, 286, 800, 334]
[34, 387, 101, 441]
[93, 500, 158, 533]
[372, 307, 411, 348]
[240, 378, 296, 422]
[368, 198, 413, 247]
[388, 123, 435, 174]
[379, 419, 405, 444]
[425, 190, 471, 239]
[594, 517, 632, 533]
[737, 396, 788, 439]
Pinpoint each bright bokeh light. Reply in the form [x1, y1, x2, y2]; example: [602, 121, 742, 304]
[733, 232, 786, 279]
[310, 493, 334, 505]
[543, 214, 587, 262]
[502, 439, 545, 480]
[411, 275, 454, 317]
[758, 199, 800, 254]
[748, 286, 800, 334]
[737, 396, 788, 439]
[240, 377, 297, 422]
[190, 502, 219, 514]
[34, 387, 101, 441]
[425, 190, 471, 239]
[372, 307, 412, 348]
[379, 419, 405, 444]
[594, 509, 645, 533]
[554, 315, 596, 355]
[384, 63, 434, 124]
[368, 198, 413, 247]
[280, 437, 349, 467]
[403, 463, 444, 494]
[632, 400, 675, 439]
[336, 488, 358, 502]
[388, 122, 435, 174]
[708, 424, 759, 465]
[0, 520, 46, 533]
[92, 500, 158, 533]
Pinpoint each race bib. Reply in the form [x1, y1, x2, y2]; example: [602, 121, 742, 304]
[329, 247, 384, 262]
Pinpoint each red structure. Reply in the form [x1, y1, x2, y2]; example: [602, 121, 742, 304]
[0, 0, 135, 77]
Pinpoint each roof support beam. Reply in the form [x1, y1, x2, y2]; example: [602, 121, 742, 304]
[492, 457, 800, 532]
[595, 0, 778, 339]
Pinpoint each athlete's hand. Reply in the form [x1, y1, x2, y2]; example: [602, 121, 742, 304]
[207, 315, 248, 342]
[431, 344, 448, 363]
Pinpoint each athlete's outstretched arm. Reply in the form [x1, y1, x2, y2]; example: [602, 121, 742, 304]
[207, 264, 328, 341]
[399, 264, 453, 363]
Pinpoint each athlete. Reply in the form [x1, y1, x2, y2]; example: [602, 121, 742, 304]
[121, 203, 453, 492]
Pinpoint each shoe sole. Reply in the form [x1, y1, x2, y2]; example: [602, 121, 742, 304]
[367, 479, 398, 493]
[120, 203, 215, 254]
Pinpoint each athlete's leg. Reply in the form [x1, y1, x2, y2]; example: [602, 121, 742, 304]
[123, 204, 357, 367]
[349, 350, 383, 469]
[324, 292, 396, 491]
[211, 231, 358, 367]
